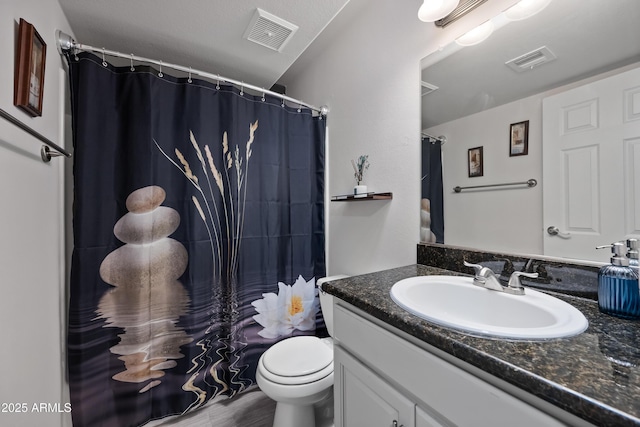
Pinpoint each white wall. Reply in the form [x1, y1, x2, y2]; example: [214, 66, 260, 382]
[280, 0, 519, 275]
[0, 1, 73, 426]
[427, 95, 544, 255]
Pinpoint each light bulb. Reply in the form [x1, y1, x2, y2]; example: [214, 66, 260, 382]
[418, 0, 459, 23]
[455, 20, 495, 46]
[503, 0, 553, 21]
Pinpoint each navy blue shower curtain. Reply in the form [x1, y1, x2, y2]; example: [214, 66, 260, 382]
[421, 138, 444, 243]
[66, 52, 326, 426]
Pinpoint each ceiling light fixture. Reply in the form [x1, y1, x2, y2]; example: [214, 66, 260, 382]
[455, 19, 494, 46]
[503, 0, 553, 21]
[418, 0, 459, 23]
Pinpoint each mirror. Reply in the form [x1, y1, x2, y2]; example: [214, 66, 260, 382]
[420, 0, 640, 262]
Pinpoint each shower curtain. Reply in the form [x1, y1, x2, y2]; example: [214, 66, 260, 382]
[66, 52, 326, 427]
[421, 138, 444, 243]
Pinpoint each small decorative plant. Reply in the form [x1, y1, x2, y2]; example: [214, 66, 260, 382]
[351, 155, 370, 185]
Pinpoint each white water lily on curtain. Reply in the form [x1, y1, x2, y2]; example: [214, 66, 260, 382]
[252, 275, 320, 339]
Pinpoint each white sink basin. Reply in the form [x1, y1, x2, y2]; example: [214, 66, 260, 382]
[390, 276, 588, 340]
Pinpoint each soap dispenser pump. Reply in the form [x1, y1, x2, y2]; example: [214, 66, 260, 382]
[597, 242, 640, 319]
[626, 238, 639, 268]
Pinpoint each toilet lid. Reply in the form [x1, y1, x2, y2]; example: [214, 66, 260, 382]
[263, 336, 332, 378]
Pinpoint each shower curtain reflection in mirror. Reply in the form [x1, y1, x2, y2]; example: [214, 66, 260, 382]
[421, 137, 444, 243]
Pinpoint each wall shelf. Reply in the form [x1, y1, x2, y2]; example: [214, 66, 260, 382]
[331, 192, 393, 202]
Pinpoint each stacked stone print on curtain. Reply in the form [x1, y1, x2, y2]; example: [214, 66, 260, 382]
[66, 52, 326, 426]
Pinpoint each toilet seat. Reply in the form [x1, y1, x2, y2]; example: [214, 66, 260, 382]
[259, 336, 333, 386]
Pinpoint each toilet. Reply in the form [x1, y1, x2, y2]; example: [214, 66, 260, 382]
[256, 275, 348, 427]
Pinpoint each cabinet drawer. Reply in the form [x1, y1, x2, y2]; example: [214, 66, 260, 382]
[334, 302, 565, 427]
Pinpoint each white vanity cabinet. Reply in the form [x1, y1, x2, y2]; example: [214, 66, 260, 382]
[333, 302, 570, 427]
[336, 346, 446, 427]
[336, 347, 416, 427]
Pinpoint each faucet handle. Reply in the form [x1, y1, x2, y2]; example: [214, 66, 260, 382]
[464, 260, 486, 276]
[508, 271, 539, 290]
[464, 261, 497, 287]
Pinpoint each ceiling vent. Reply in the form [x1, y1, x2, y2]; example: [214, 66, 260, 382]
[244, 8, 299, 52]
[435, 0, 489, 28]
[421, 81, 439, 96]
[505, 46, 557, 72]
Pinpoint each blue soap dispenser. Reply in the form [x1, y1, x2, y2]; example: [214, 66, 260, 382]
[597, 242, 640, 319]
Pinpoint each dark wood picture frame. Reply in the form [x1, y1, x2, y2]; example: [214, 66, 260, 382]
[468, 146, 483, 177]
[14, 18, 46, 117]
[509, 120, 529, 156]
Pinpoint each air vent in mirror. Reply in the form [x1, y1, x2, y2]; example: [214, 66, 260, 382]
[505, 46, 557, 72]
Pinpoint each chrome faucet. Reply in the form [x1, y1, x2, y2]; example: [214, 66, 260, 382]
[464, 261, 538, 295]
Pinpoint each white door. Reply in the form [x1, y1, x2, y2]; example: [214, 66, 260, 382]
[542, 66, 640, 262]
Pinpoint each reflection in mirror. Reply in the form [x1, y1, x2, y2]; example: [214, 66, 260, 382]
[421, 135, 444, 244]
[420, 0, 640, 263]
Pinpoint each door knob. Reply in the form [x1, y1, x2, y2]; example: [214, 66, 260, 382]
[547, 226, 571, 238]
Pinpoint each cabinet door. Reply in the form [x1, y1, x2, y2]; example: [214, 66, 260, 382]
[335, 346, 415, 427]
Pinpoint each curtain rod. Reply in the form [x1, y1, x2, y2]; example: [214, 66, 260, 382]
[422, 133, 446, 145]
[0, 107, 72, 162]
[56, 30, 329, 116]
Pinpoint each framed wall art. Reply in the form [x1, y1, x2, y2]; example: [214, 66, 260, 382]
[509, 120, 529, 156]
[14, 18, 46, 117]
[468, 146, 483, 178]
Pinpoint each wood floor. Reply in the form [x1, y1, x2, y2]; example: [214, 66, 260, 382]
[147, 386, 334, 427]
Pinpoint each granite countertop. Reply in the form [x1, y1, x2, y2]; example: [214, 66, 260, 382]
[323, 264, 640, 427]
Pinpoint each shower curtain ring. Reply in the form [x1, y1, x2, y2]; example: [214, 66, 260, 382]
[158, 60, 164, 78]
[261, 89, 266, 102]
[216, 75, 220, 90]
[101, 48, 107, 67]
[240, 82, 244, 96]
[188, 67, 193, 83]
[298, 104, 302, 113]
[130, 54, 135, 71]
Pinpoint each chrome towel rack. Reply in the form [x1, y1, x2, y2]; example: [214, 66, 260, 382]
[454, 178, 537, 193]
[0, 107, 72, 162]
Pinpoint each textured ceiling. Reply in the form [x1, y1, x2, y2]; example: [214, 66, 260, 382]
[57, 0, 351, 89]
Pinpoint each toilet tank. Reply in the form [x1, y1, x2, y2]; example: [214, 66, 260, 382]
[317, 275, 348, 337]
